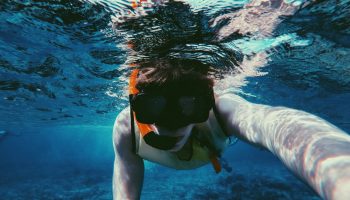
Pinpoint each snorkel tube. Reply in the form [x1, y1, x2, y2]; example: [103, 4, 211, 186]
[129, 69, 178, 150]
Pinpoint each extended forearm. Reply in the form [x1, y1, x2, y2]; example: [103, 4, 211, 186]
[261, 108, 350, 199]
[237, 101, 350, 199]
[225, 96, 350, 199]
[258, 108, 350, 200]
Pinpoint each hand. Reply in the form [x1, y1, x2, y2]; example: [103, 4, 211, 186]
[210, 0, 308, 41]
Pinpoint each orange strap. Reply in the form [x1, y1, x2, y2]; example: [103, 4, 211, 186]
[129, 69, 155, 137]
[131, 0, 148, 8]
[131, 0, 138, 8]
[136, 121, 155, 137]
[129, 69, 140, 95]
[210, 156, 222, 174]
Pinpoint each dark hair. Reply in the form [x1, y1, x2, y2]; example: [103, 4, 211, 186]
[135, 59, 214, 92]
[117, 1, 242, 83]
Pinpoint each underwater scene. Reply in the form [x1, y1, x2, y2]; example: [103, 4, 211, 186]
[0, 0, 350, 199]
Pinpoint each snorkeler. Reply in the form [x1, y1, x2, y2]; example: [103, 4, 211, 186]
[113, 0, 350, 199]
[113, 60, 350, 200]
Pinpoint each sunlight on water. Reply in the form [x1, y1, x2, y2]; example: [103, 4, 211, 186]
[0, 0, 348, 129]
[228, 33, 311, 55]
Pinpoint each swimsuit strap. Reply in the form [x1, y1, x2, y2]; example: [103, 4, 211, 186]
[129, 96, 136, 154]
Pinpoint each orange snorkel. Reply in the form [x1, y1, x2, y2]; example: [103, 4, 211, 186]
[126, 0, 221, 172]
[129, 68, 179, 150]
[131, 0, 149, 9]
[126, 0, 179, 150]
[129, 69, 156, 138]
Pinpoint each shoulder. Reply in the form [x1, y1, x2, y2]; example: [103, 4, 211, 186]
[113, 107, 131, 130]
[113, 107, 132, 148]
[215, 93, 246, 103]
[209, 94, 244, 137]
[215, 93, 248, 115]
[213, 93, 260, 138]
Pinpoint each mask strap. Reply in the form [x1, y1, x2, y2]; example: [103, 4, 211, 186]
[129, 69, 178, 150]
[129, 69, 155, 137]
[129, 69, 139, 153]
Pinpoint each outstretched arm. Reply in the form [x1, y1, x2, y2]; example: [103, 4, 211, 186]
[216, 94, 350, 200]
[211, 0, 312, 40]
[113, 108, 144, 200]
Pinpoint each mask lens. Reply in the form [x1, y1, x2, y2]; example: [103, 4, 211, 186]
[132, 94, 166, 124]
[178, 94, 212, 123]
[131, 89, 214, 126]
[178, 96, 197, 117]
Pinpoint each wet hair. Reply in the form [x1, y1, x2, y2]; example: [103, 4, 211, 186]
[118, 1, 243, 87]
[135, 59, 214, 93]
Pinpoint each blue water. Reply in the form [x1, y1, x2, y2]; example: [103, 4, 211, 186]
[0, 0, 349, 199]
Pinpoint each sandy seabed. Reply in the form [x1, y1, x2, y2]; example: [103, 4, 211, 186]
[0, 163, 320, 200]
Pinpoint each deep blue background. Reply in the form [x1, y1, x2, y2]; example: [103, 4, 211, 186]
[0, 0, 349, 199]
